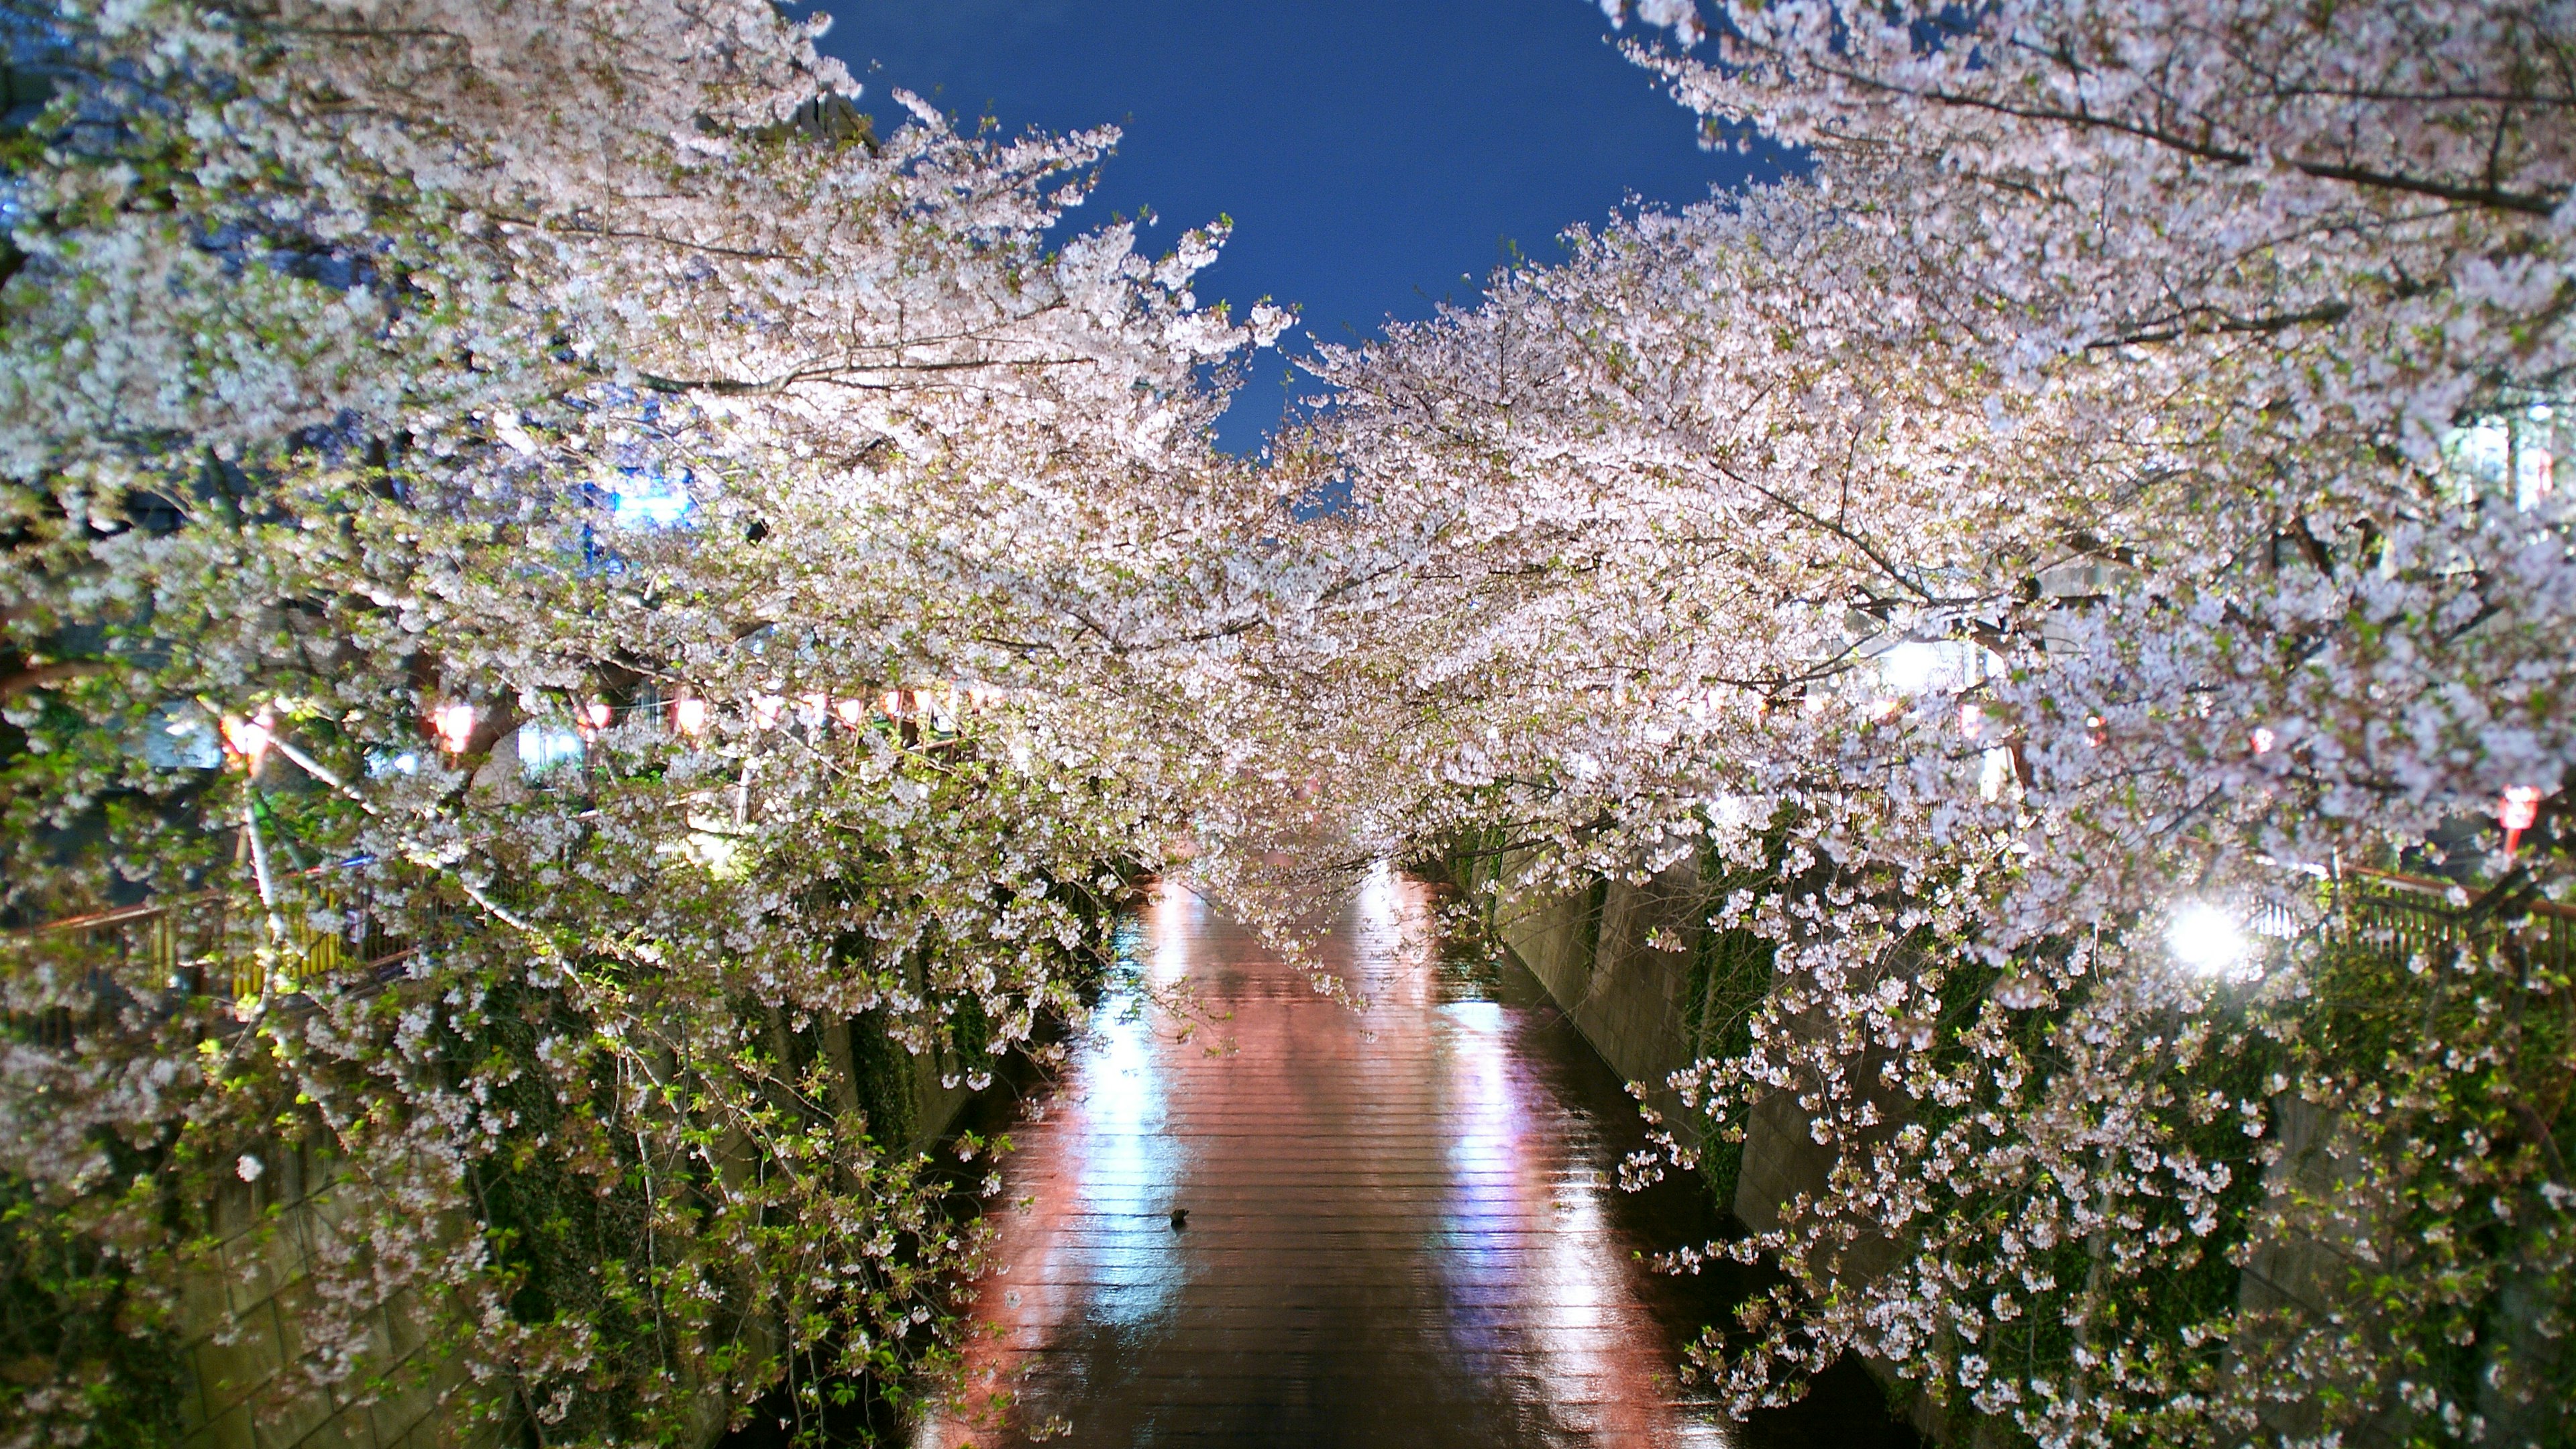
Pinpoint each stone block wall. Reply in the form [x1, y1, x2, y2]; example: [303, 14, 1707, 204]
[1481, 851, 1940, 1440]
[1490, 851, 1710, 1134]
[172, 1020, 983, 1449]
[176, 1144, 498, 1449]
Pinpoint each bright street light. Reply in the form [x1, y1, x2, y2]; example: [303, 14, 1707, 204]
[1880, 641, 1942, 694]
[2166, 903, 2252, 979]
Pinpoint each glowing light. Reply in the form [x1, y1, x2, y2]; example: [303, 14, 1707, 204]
[1866, 698, 1901, 722]
[1980, 746, 2016, 802]
[515, 723, 584, 778]
[2520, 448, 2555, 510]
[1880, 641, 1942, 693]
[2502, 786, 2543, 833]
[751, 694, 785, 729]
[432, 703, 476, 753]
[1960, 702, 1986, 739]
[578, 701, 614, 737]
[219, 712, 272, 769]
[2502, 785, 2544, 861]
[796, 692, 828, 729]
[2167, 903, 2252, 979]
[673, 697, 709, 737]
[2251, 727, 2277, 754]
[833, 696, 867, 728]
[610, 472, 692, 529]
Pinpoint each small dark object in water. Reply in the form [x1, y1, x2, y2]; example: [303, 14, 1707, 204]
[1169, 1208, 1188, 1230]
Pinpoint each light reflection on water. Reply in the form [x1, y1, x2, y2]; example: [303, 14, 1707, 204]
[917, 871, 1750, 1448]
[1070, 1000, 1183, 1328]
[1436, 994, 1722, 1446]
[1435, 998, 1525, 1381]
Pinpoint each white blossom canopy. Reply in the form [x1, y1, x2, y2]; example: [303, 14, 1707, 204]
[0, 1, 2569, 1446]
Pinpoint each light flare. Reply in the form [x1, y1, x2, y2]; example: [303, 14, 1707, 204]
[2167, 904, 2253, 981]
[431, 702, 476, 753]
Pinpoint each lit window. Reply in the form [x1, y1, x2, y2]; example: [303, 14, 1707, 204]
[517, 723, 584, 778]
[1978, 747, 2016, 802]
[610, 470, 693, 529]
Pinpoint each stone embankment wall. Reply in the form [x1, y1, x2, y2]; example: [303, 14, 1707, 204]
[172, 1023, 983, 1449]
[1471, 848, 1830, 1230]
[178, 1148, 485, 1449]
[1482, 854, 1709, 1140]
[1475, 855, 2566, 1449]
[1472, 850, 1938, 1439]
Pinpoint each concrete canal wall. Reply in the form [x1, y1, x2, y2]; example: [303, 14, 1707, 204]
[1474, 848, 1835, 1234]
[1473, 850, 1938, 1439]
[1473, 854, 2567, 1449]
[1486, 855, 1709, 1136]
[172, 1014, 982, 1449]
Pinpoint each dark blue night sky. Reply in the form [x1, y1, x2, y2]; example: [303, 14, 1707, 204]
[812, 1, 1770, 453]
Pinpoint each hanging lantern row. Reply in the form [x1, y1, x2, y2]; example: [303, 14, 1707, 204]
[209, 687, 1013, 777]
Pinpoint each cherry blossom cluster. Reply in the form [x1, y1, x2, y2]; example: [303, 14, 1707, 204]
[1276, 2, 2575, 1441]
[0, 1, 1290, 1442]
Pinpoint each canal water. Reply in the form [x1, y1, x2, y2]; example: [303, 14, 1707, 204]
[916, 869, 1916, 1449]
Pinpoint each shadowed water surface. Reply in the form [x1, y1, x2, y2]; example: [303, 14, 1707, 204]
[917, 870, 1915, 1448]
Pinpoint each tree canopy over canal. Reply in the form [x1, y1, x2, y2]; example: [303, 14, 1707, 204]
[1, 1, 2571, 1446]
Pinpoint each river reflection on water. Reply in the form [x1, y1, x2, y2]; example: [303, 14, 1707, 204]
[916, 870, 1914, 1449]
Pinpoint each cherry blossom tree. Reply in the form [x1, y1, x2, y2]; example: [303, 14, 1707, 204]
[0, 1, 1289, 1442]
[5, 0, 2570, 1445]
[1282, 2, 2576, 1442]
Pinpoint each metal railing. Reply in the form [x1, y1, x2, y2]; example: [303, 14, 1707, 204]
[2328, 863, 2574, 975]
[17, 864, 421, 1028]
